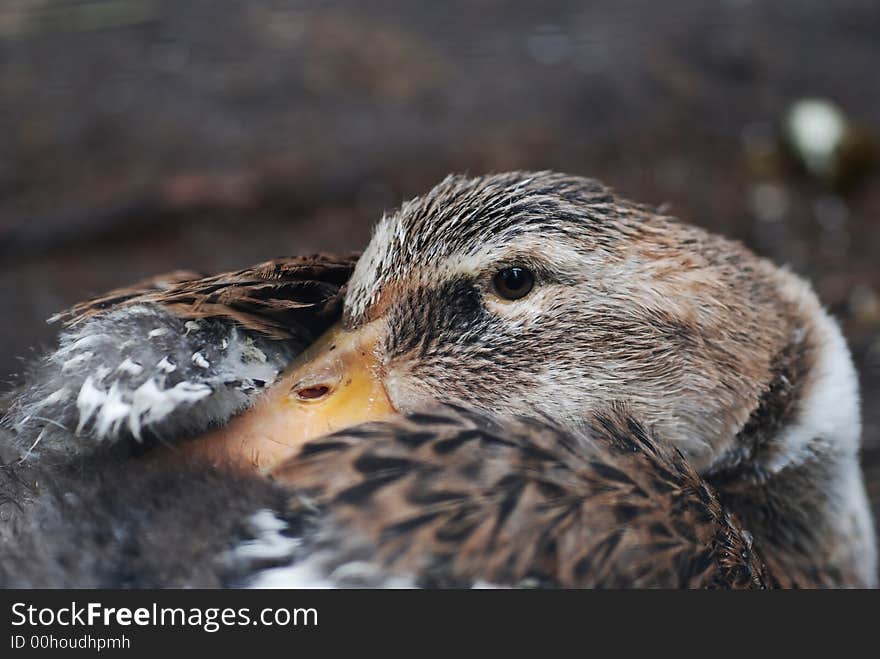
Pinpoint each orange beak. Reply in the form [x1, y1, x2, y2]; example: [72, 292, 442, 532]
[175, 322, 395, 473]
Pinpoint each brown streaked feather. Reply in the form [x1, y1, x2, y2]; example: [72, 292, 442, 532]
[272, 405, 774, 589]
[51, 252, 360, 340]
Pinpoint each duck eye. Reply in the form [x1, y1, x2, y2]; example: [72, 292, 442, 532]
[492, 266, 535, 301]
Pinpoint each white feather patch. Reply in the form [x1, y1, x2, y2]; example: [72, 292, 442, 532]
[191, 352, 210, 369]
[156, 356, 177, 374]
[128, 379, 212, 439]
[75, 376, 106, 434]
[228, 510, 302, 563]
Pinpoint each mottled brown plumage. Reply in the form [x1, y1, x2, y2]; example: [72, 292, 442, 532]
[272, 404, 772, 588]
[335, 172, 874, 586]
[53, 253, 359, 340]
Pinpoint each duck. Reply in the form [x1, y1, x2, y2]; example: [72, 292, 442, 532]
[1, 171, 875, 588]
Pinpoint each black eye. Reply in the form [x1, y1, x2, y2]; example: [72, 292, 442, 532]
[492, 266, 535, 301]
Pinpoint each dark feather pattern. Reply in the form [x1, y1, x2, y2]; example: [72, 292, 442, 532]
[52, 253, 360, 340]
[0, 406, 772, 588]
[271, 404, 773, 588]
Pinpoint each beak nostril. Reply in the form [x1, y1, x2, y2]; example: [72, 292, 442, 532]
[294, 384, 332, 400]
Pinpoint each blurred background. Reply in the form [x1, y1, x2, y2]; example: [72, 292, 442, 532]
[1, 0, 879, 531]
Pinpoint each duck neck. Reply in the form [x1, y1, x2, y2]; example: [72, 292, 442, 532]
[706, 312, 876, 587]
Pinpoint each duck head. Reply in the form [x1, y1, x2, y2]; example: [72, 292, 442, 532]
[182, 171, 875, 586]
[186, 171, 851, 473]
